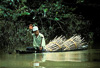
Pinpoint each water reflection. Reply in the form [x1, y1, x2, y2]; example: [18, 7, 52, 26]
[31, 53, 46, 68]
[31, 50, 89, 68]
[0, 49, 100, 68]
[45, 51, 89, 62]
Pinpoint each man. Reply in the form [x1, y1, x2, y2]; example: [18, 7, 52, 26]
[16, 25, 45, 53]
[32, 26, 46, 52]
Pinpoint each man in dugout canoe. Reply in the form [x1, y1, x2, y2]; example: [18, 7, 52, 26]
[27, 24, 46, 53]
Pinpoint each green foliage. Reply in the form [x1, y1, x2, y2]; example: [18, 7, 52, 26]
[30, 1, 93, 42]
[0, 0, 30, 21]
[0, 20, 33, 52]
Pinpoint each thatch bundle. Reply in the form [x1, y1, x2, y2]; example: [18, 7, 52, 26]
[46, 35, 85, 52]
[45, 35, 66, 51]
[62, 35, 85, 51]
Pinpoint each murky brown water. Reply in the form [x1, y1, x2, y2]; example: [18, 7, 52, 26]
[0, 49, 100, 68]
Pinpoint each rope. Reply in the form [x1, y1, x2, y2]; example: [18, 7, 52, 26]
[68, 39, 77, 48]
[50, 42, 61, 48]
[64, 45, 70, 50]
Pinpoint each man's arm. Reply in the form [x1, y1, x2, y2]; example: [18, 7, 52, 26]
[40, 36, 45, 50]
[41, 37, 45, 49]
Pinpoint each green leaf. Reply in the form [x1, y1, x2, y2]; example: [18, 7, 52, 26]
[44, 8, 48, 12]
[63, 14, 71, 18]
[54, 17, 59, 21]
[0, 11, 4, 13]
[20, 12, 30, 16]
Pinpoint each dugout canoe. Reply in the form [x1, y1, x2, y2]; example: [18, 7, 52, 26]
[16, 45, 88, 54]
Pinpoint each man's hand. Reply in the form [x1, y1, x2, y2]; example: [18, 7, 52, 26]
[29, 24, 33, 30]
[39, 47, 42, 50]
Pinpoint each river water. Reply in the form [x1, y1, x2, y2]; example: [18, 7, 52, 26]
[0, 49, 100, 68]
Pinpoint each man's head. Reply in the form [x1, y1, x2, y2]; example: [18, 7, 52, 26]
[33, 26, 39, 36]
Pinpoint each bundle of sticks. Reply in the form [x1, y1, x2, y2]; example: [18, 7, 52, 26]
[62, 35, 85, 51]
[45, 35, 66, 51]
[45, 35, 85, 52]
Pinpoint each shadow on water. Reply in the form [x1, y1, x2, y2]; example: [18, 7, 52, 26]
[0, 49, 100, 68]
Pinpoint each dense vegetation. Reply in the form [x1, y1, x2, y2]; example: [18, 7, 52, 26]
[0, 0, 99, 53]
